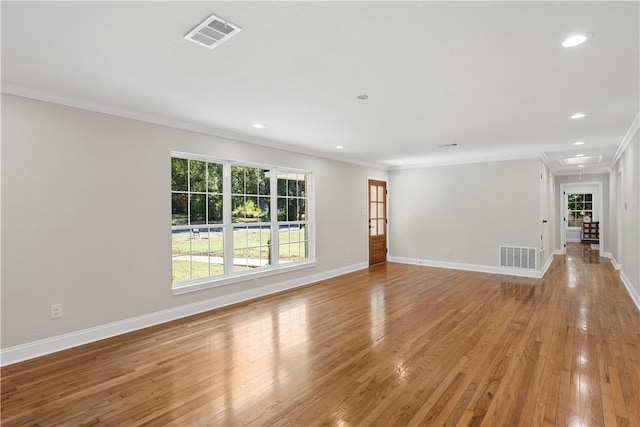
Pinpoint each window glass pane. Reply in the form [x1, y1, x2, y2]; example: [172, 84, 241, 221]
[378, 219, 385, 236]
[191, 228, 209, 280]
[245, 167, 259, 195]
[370, 220, 377, 236]
[287, 198, 298, 221]
[246, 196, 261, 222]
[209, 228, 224, 275]
[232, 195, 245, 223]
[259, 170, 270, 195]
[377, 186, 384, 202]
[208, 194, 222, 224]
[584, 203, 592, 211]
[207, 162, 223, 193]
[299, 199, 306, 220]
[277, 198, 287, 221]
[231, 166, 244, 194]
[288, 179, 297, 196]
[233, 226, 270, 270]
[377, 203, 384, 219]
[233, 248, 249, 272]
[298, 175, 306, 197]
[172, 229, 190, 282]
[171, 158, 188, 191]
[289, 226, 301, 242]
[279, 243, 291, 264]
[172, 193, 188, 225]
[279, 224, 291, 244]
[370, 186, 377, 202]
[585, 194, 592, 202]
[190, 194, 206, 224]
[568, 202, 576, 210]
[190, 160, 206, 192]
[574, 194, 584, 202]
[258, 197, 270, 220]
[277, 175, 287, 196]
[370, 203, 377, 219]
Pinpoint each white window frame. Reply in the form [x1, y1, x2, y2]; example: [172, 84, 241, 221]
[171, 152, 316, 295]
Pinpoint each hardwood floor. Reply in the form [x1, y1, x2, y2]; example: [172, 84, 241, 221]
[2, 244, 639, 426]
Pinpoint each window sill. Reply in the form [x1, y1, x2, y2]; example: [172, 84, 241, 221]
[171, 260, 317, 295]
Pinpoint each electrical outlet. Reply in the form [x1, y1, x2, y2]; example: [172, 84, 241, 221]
[50, 303, 62, 319]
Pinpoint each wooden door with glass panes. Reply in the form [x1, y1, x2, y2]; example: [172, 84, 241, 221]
[368, 180, 387, 265]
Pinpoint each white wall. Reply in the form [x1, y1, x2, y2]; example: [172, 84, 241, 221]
[1, 94, 388, 349]
[611, 126, 639, 306]
[388, 158, 542, 268]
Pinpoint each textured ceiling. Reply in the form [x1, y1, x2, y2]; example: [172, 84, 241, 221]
[2, 1, 638, 174]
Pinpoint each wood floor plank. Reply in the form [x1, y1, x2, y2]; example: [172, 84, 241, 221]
[2, 243, 639, 426]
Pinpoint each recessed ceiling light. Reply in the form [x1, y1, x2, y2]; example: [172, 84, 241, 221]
[562, 33, 591, 48]
[336, 145, 344, 149]
[576, 154, 585, 157]
[357, 94, 369, 100]
[577, 165, 585, 168]
[574, 141, 585, 146]
[252, 123, 266, 129]
[571, 113, 586, 119]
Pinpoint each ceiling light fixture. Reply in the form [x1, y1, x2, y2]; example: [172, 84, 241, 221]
[576, 154, 585, 157]
[357, 94, 369, 100]
[571, 113, 586, 119]
[577, 165, 585, 168]
[252, 123, 266, 129]
[574, 141, 585, 146]
[562, 33, 591, 48]
[336, 145, 344, 149]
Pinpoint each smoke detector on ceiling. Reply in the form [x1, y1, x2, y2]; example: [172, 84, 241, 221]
[185, 14, 242, 49]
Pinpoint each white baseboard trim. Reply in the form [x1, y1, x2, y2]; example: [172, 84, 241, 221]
[540, 253, 555, 277]
[387, 256, 546, 279]
[1, 262, 368, 366]
[553, 250, 563, 256]
[605, 253, 622, 270]
[619, 271, 640, 312]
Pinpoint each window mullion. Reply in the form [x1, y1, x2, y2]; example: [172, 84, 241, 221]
[223, 162, 233, 275]
[270, 169, 279, 266]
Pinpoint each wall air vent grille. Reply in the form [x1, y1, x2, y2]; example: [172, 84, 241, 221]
[185, 14, 242, 49]
[499, 246, 537, 270]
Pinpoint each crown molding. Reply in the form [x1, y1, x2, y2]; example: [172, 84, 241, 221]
[611, 112, 640, 166]
[1, 81, 387, 172]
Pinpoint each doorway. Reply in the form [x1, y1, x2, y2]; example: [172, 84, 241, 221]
[368, 179, 387, 265]
[560, 182, 603, 257]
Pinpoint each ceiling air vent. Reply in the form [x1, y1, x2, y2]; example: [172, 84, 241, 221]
[185, 14, 242, 49]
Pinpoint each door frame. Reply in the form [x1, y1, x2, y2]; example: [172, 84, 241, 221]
[559, 181, 603, 257]
[366, 176, 389, 265]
